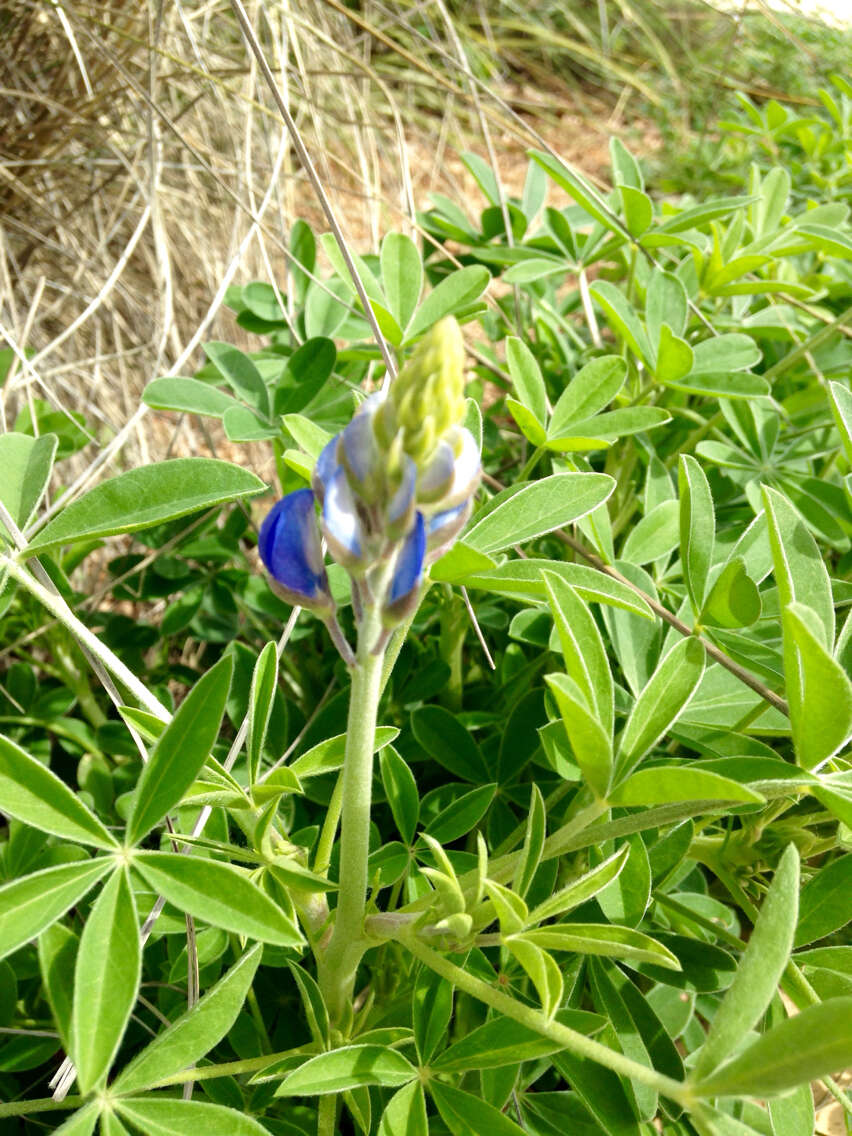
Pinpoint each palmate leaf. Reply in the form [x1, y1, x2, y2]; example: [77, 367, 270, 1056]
[459, 559, 653, 617]
[405, 266, 490, 341]
[505, 937, 564, 1021]
[547, 407, 670, 449]
[545, 672, 613, 798]
[768, 1083, 815, 1136]
[690, 1103, 766, 1136]
[794, 853, 852, 947]
[700, 557, 761, 628]
[425, 783, 497, 843]
[506, 335, 547, 425]
[526, 845, 629, 925]
[142, 377, 243, 419]
[203, 341, 270, 417]
[595, 834, 651, 929]
[247, 641, 277, 785]
[679, 454, 715, 613]
[529, 150, 631, 241]
[548, 356, 626, 437]
[609, 767, 764, 807]
[380, 746, 420, 845]
[513, 783, 546, 899]
[588, 280, 652, 363]
[764, 485, 834, 648]
[622, 499, 680, 565]
[606, 964, 685, 1091]
[38, 923, 78, 1048]
[100, 1115, 132, 1136]
[410, 705, 489, 782]
[380, 233, 422, 331]
[646, 269, 687, 342]
[290, 726, 399, 779]
[49, 1105, 99, 1136]
[635, 934, 737, 992]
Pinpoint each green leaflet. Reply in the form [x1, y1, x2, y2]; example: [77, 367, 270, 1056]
[113, 944, 263, 1093]
[70, 867, 140, 1093]
[27, 460, 266, 551]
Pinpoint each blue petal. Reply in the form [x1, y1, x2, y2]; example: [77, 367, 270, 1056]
[311, 435, 342, 503]
[385, 513, 426, 622]
[258, 490, 330, 608]
[322, 467, 367, 569]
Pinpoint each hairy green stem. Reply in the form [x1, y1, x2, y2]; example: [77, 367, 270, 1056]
[149, 1048, 315, 1088]
[439, 591, 467, 712]
[517, 445, 545, 482]
[313, 770, 345, 875]
[52, 634, 108, 728]
[317, 1094, 337, 1136]
[398, 932, 692, 1108]
[380, 583, 430, 693]
[0, 1096, 84, 1120]
[318, 636, 385, 1026]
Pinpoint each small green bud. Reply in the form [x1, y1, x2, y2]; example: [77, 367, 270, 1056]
[389, 317, 466, 463]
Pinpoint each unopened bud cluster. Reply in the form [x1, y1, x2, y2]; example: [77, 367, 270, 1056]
[258, 318, 481, 656]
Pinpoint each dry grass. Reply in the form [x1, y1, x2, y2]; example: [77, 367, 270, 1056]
[0, 0, 832, 505]
[0, 0, 676, 498]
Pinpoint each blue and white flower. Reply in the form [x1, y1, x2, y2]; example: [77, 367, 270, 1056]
[258, 317, 481, 658]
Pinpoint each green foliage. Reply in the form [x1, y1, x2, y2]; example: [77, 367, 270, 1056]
[1, 73, 851, 1136]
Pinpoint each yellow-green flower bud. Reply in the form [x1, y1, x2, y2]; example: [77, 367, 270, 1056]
[388, 317, 466, 464]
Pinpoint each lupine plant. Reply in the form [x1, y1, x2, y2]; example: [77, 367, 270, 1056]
[256, 318, 482, 1028]
[0, 79, 851, 1136]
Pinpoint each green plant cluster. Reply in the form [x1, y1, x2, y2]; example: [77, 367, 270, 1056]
[0, 77, 850, 1136]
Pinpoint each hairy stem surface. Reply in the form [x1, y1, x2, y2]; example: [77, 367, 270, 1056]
[317, 621, 385, 1026]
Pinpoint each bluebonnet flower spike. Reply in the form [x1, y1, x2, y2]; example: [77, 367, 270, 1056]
[259, 316, 481, 658]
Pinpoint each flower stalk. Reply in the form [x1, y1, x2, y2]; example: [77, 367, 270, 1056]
[316, 586, 387, 1026]
[256, 317, 482, 1032]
